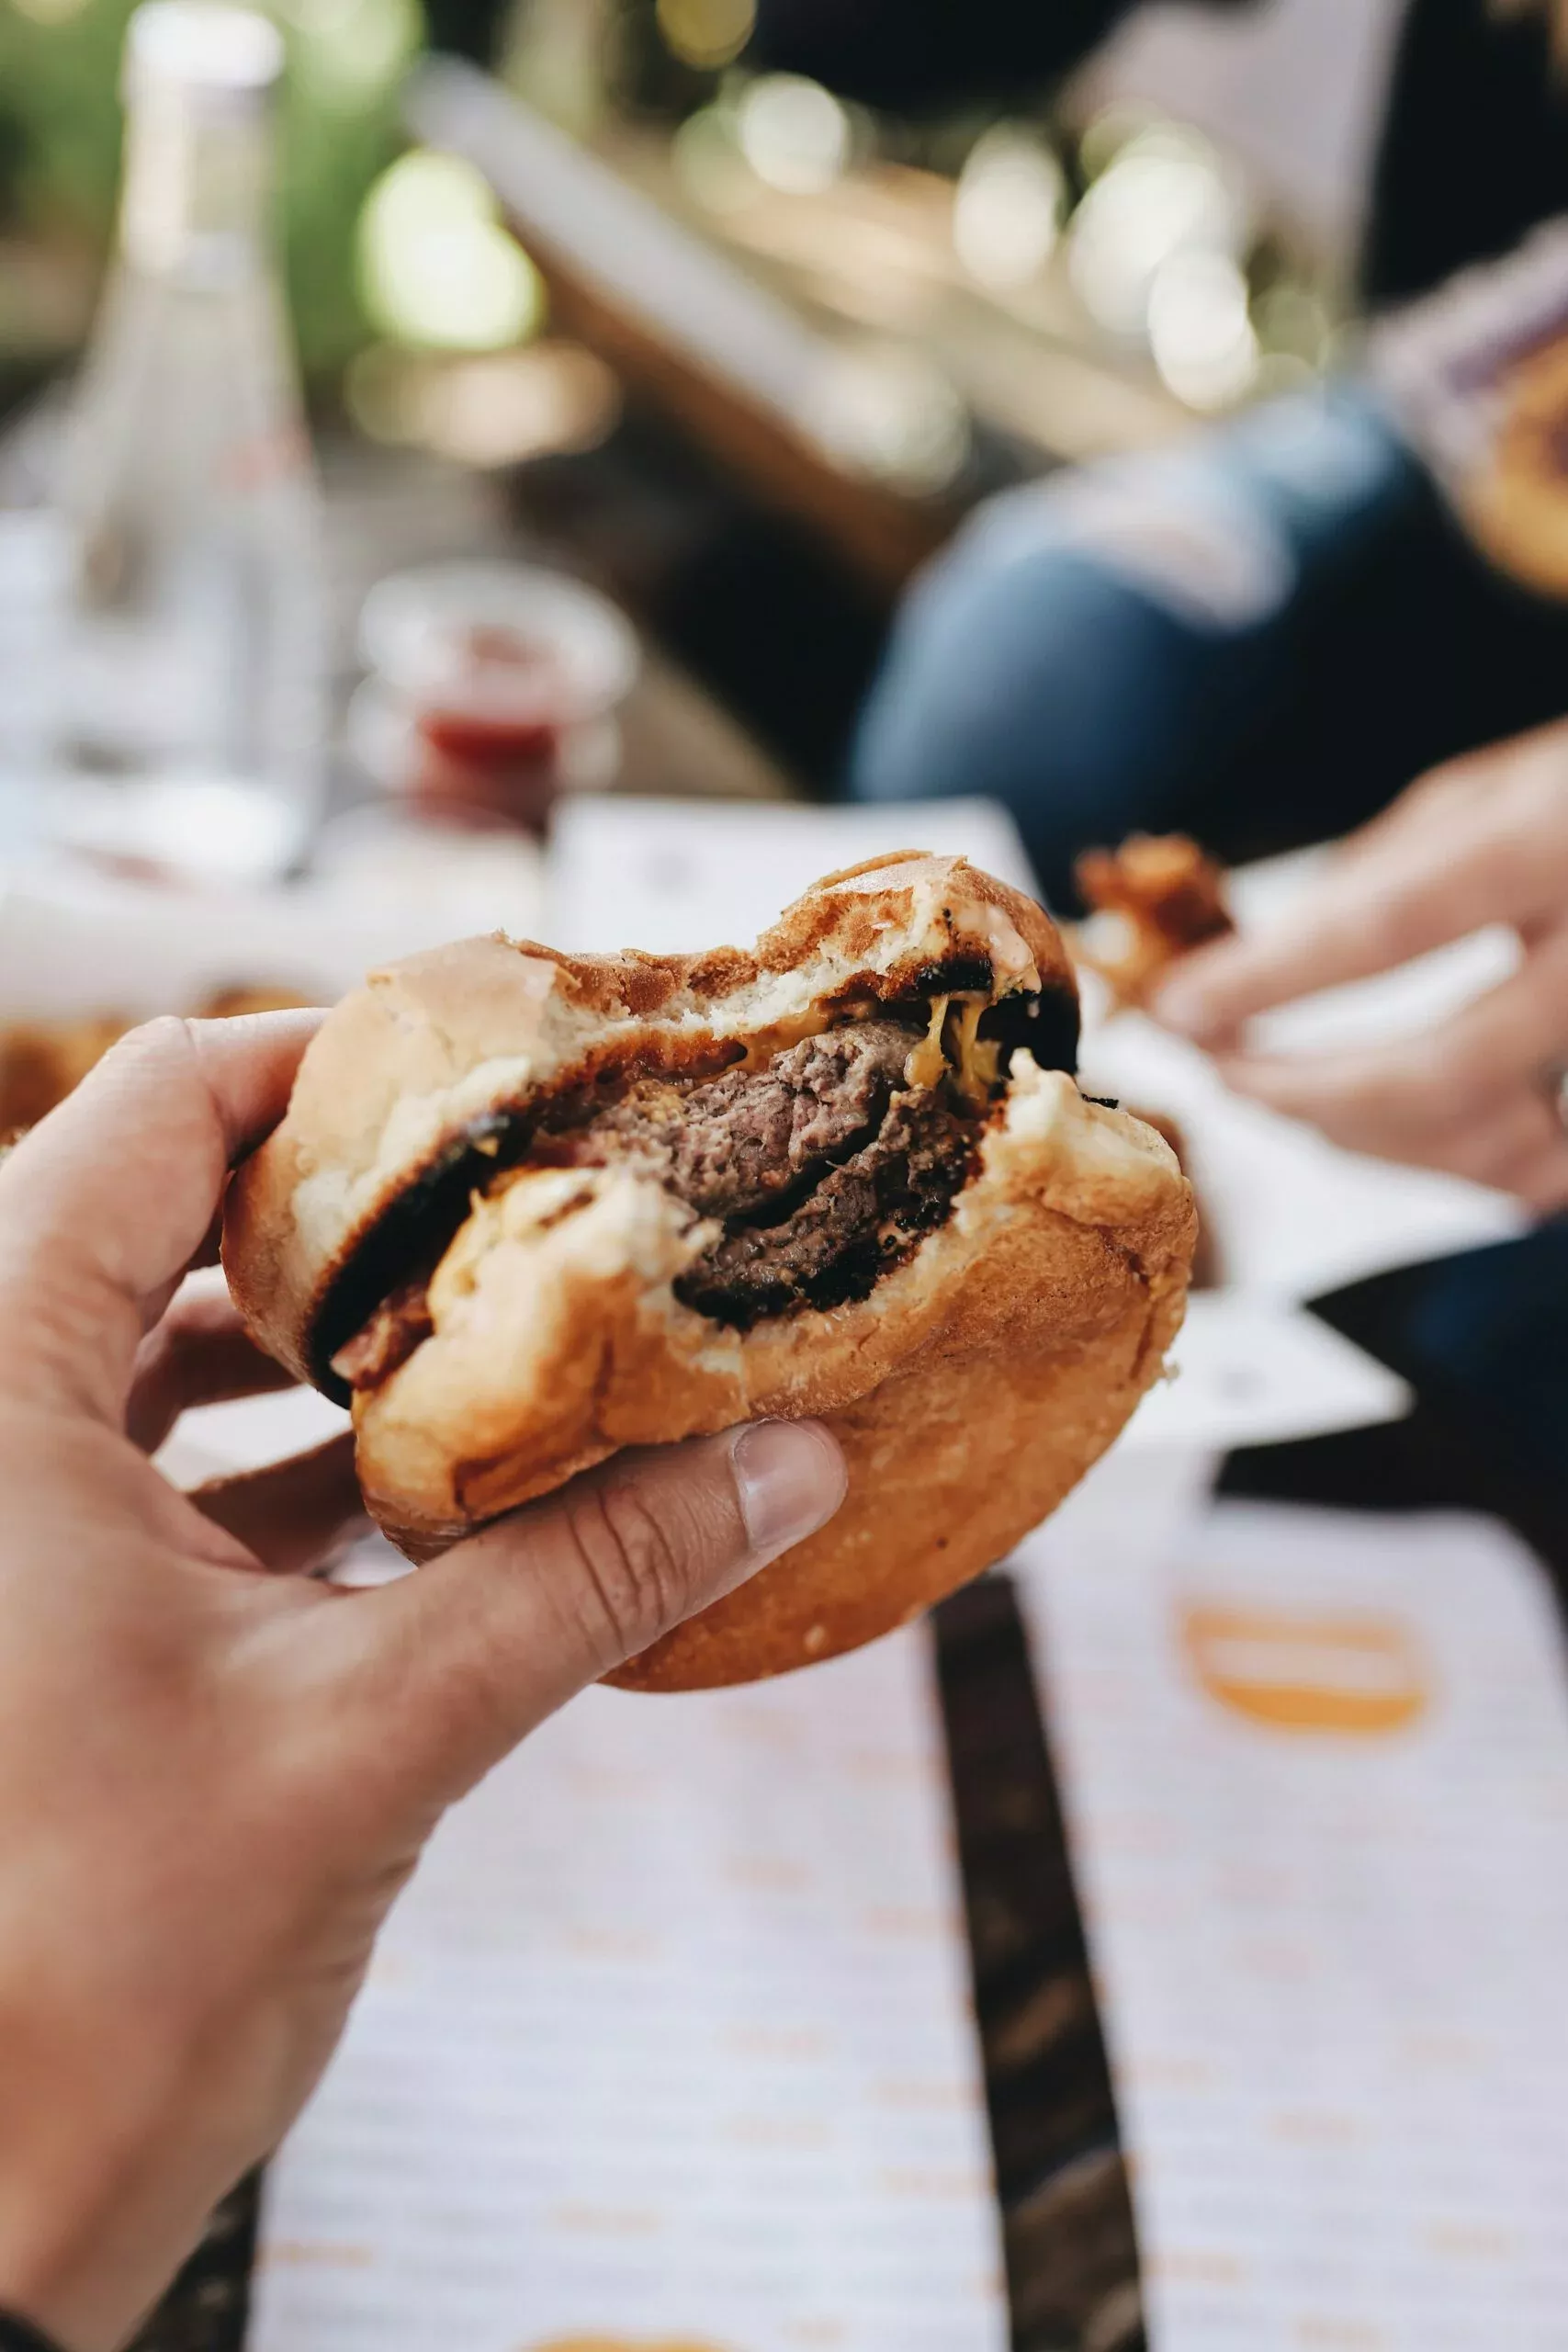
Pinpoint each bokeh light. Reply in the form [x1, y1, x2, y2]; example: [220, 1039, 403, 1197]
[671, 101, 756, 214]
[807, 345, 969, 494]
[346, 340, 621, 467]
[284, 0, 420, 108]
[1146, 247, 1258, 410]
[657, 0, 755, 70]
[358, 150, 545, 353]
[1067, 123, 1243, 339]
[735, 74, 850, 196]
[1252, 279, 1332, 368]
[1077, 101, 1165, 185]
[953, 127, 1064, 292]
[7, 0, 92, 28]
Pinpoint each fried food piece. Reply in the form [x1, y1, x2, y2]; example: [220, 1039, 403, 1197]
[1073, 834, 1232, 1009]
[0, 985, 307, 1136]
[197, 985, 310, 1020]
[0, 1018, 129, 1134]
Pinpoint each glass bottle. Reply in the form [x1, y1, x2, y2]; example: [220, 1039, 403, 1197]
[52, 2, 326, 885]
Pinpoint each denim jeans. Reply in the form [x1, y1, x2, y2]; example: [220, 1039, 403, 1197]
[847, 383, 1568, 1489]
[852, 383, 1568, 911]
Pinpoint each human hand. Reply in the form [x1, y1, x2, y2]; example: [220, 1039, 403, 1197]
[0, 1014, 846, 2351]
[1152, 719, 1568, 1209]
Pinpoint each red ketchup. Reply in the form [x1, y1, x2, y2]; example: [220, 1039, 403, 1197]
[411, 625, 572, 831]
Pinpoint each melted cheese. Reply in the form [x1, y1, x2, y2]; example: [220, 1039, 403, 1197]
[903, 994, 950, 1091]
[739, 989, 1003, 1100]
[949, 996, 1001, 1104]
[739, 1007, 834, 1070]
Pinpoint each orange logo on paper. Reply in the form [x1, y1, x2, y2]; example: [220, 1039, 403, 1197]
[529, 2340, 734, 2352]
[1179, 1602, 1428, 1735]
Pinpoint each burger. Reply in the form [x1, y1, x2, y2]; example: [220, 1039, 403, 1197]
[224, 853, 1194, 1690]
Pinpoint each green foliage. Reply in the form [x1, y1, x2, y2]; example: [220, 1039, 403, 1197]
[0, 0, 424, 375]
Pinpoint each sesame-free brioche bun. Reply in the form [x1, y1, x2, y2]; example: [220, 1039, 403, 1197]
[225, 854, 1194, 1690]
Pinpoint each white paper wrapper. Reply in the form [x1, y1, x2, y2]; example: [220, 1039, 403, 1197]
[249, 1624, 1008, 2352]
[1016, 1495, 1568, 2351]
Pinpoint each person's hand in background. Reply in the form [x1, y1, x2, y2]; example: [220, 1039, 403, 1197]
[0, 1013, 846, 2352]
[1153, 718, 1568, 1210]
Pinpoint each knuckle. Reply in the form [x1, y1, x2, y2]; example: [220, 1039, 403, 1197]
[1359, 889, 1440, 972]
[1524, 1159, 1568, 1214]
[1443, 1040, 1509, 1114]
[1389, 1036, 1466, 1123]
[1347, 895, 1409, 973]
[557, 1476, 701, 1663]
[1316, 1066, 1390, 1136]
[1472, 832, 1539, 920]
[1411, 756, 1478, 811]
[112, 1012, 194, 1069]
[1314, 1101, 1382, 1153]
[85, 1014, 201, 1113]
[1438, 1126, 1507, 1186]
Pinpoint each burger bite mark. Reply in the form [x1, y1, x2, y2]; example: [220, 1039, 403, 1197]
[224, 855, 1196, 1689]
[329, 997, 1016, 1389]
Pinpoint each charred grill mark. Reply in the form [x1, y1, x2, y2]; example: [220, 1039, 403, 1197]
[982, 984, 1079, 1079]
[312, 1112, 516, 1400]
[310, 1038, 749, 1395]
[910, 955, 995, 998]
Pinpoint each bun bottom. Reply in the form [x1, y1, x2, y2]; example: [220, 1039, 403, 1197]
[350, 1062, 1194, 1689]
[608, 1272, 1179, 1690]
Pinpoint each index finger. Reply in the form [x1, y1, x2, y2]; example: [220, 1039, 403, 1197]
[1151, 799, 1529, 1045]
[0, 1011, 322, 1422]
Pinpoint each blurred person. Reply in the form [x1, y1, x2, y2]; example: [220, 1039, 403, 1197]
[1150, 715, 1568, 1482]
[1155, 715, 1568, 1215]
[752, 0, 1568, 1490]
[0, 1012, 845, 2352]
[748, 0, 1568, 909]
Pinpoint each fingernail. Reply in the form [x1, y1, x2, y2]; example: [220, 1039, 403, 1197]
[732, 1419, 847, 1556]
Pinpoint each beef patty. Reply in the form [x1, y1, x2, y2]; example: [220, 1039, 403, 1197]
[334, 1017, 982, 1389]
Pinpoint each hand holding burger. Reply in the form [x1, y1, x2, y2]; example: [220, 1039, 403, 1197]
[226, 854, 1195, 1688]
[0, 1012, 844, 2351]
[0, 856, 1190, 2345]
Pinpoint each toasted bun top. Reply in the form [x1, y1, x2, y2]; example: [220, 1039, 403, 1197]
[224, 853, 1077, 1390]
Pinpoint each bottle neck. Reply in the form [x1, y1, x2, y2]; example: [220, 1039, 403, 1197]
[118, 85, 276, 284]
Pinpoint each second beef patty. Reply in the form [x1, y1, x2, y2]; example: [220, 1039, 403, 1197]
[559, 1017, 979, 1327]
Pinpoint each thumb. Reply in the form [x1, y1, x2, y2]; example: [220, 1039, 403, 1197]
[325, 1419, 846, 1812]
